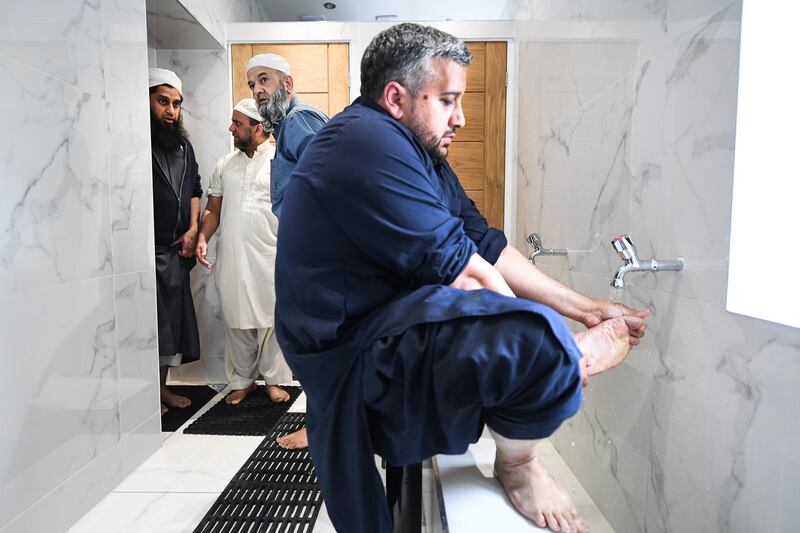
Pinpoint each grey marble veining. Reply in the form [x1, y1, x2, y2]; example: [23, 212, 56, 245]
[146, 0, 221, 50]
[516, 0, 799, 531]
[104, 0, 154, 276]
[0, 55, 113, 292]
[115, 271, 159, 435]
[0, 0, 106, 98]
[0, 0, 161, 529]
[0, 276, 121, 527]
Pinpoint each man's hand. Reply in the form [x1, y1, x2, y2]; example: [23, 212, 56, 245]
[582, 301, 650, 346]
[196, 236, 212, 269]
[174, 227, 198, 258]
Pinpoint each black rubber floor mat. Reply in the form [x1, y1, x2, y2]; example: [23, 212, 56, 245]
[194, 413, 322, 533]
[161, 385, 219, 432]
[183, 385, 302, 436]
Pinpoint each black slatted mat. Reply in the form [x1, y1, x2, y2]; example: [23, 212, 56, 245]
[184, 385, 302, 436]
[195, 413, 322, 533]
[161, 385, 219, 432]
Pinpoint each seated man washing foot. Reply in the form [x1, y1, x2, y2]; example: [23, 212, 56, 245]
[274, 23, 649, 533]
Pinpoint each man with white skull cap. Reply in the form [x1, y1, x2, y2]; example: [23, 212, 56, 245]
[196, 98, 292, 406]
[148, 67, 203, 416]
[246, 53, 329, 449]
[246, 53, 329, 219]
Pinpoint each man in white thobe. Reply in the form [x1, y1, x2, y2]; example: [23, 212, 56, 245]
[196, 98, 292, 405]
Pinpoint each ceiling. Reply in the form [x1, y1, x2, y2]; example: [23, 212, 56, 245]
[260, 0, 521, 22]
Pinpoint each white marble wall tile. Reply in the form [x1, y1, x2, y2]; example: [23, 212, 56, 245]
[8, 414, 160, 533]
[146, 0, 221, 50]
[0, 55, 113, 291]
[175, 0, 224, 45]
[525, 0, 668, 22]
[0, 276, 120, 527]
[104, 0, 155, 276]
[0, 0, 160, 529]
[511, 4, 800, 533]
[658, 41, 740, 302]
[115, 271, 159, 435]
[534, 87, 636, 277]
[728, 335, 800, 532]
[642, 292, 800, 532]
[666, 0, 740, 24]
[190, 264, 226, 361]
[0, 0, 106, 98]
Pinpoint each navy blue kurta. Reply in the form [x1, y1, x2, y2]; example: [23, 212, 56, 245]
[275, 97, 583, 532]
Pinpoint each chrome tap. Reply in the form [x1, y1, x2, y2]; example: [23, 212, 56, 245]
[611, 234, 684, 288]
[527, 233, 568, 263]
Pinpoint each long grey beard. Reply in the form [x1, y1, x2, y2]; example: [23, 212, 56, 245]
[259, 85, 290, 129]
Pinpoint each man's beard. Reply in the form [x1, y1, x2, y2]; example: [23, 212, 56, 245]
[150, 111, 188, 151]
[258, 83, 291, 129]
[408, 115, 450, 165]
[234, 131, 254, 152]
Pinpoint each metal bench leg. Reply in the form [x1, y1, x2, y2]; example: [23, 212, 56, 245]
[386, 462, 423, 533]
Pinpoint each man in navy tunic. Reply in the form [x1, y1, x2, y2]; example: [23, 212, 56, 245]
[275, 23, 649, 533]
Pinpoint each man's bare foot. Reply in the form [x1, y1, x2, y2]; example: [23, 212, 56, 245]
[160, 387, 191, 408]
[160, 403, 169, 416]
[226, 383, 257, 405]
[266, 385, 290, 403]
[276, 427, 308, 449]
[574, 317, 633, 378]
[494, 447, 588, 533]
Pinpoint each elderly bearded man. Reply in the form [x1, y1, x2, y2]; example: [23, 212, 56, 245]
[246, 53, 329, 449]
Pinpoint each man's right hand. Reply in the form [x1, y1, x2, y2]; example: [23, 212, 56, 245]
[196, 238, 212, 269]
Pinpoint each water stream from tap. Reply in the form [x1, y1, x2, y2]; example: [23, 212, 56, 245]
[607, 286, 625, 304]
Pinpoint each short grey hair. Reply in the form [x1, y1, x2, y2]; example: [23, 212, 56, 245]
[360, 23, 472, 101]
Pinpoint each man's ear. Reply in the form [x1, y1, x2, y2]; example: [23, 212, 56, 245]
[381, 81, 408, 120]
[283, 74, 294, 93]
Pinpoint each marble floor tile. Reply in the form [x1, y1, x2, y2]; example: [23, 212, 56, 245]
[114, 432, 264, 493]
[69, 492, 219, 533]
[437, 437, 614, 533]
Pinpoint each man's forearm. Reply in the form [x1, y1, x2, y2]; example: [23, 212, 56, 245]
[198, 196, 222, 242]
[494, 245, 596, 324]
[450, 253, 515, 297]
[189, 197, 201, 230]
[198, 211, 219, 242]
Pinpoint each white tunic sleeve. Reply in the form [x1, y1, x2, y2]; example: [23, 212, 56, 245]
[207, 153, 232, 197]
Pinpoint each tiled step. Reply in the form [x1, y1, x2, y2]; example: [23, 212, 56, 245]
[434, 437, 615, 533]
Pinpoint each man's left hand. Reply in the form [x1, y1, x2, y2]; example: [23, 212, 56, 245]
[175, 228, 198, 257]
[584, 301, 650, 346]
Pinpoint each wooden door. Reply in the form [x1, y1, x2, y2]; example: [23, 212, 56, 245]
[230, 43, 350, 118]
[449, 41, 507, 230]
[230, 41, 505, 230]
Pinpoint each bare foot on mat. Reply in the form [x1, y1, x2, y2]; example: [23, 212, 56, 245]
[277, 427, 308, 449]
[225, 383, 257, 405]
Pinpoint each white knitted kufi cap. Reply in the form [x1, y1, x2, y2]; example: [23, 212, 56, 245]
[246, 53, 291, 75]
[233, 98, 264, 122]
[148, 68, 183, 96]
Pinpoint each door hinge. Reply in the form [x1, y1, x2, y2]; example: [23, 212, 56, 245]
[505, 72, 509, 87]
